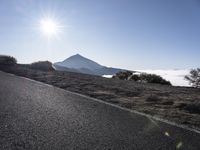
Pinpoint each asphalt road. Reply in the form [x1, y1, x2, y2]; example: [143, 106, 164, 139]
[0, 71, 200, 150]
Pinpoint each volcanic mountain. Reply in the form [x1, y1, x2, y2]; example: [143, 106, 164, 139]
[53, 54, 124, 76]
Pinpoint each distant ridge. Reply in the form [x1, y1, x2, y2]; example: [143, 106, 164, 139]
[53, 54, 125, 75]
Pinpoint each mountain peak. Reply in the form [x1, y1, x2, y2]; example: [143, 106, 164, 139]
[74, 53, 82, 57]
[55, 54, 103, 70]
[53, 54, 124, 75]
[69, 54, 85, 59]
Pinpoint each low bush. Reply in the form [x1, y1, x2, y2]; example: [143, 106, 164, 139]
[30, 61, 55, 72]
[130, 74, 140, 81]
[0, 55, 17, 66]
[139, 73, 171, 85]
[185, 68, 200, 88]
[112, 71, 133, 80]
[113, 71, 171, 85]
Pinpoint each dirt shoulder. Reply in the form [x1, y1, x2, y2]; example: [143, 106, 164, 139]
[1, 65, 200, 131]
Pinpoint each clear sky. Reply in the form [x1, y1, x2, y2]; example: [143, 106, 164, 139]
[0, 0, 199, 70]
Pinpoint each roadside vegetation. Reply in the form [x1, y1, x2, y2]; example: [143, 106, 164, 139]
[29, 61, 55, 71]
[0, 55, 55, 72]
[185, 68, 200, 88]
[0, 55, 17, 66]
[112, 71, 171, 85]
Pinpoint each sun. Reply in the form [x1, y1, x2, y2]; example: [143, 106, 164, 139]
[39, 18, 60, 38]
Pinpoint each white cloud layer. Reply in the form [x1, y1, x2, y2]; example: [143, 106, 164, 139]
[103, 69, 191, 87]
[137, 69, 190, 87]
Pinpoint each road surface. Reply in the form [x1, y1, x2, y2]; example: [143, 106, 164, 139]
[0, 71, 200, 150]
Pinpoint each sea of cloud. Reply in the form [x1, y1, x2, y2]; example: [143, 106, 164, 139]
[103, 69, 191, 87]
[136, 69, 191, 87]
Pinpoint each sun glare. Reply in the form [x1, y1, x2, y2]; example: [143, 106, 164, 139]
[39, 18, 60, 38]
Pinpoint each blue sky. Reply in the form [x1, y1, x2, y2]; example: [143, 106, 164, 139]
[0, 0, 199, 70]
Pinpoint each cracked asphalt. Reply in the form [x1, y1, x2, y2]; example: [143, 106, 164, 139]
[0, 71, 200, 150]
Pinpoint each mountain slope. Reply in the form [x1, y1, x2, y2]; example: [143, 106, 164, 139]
[53, 54, 124, 75]
[55, 54, 103, 70]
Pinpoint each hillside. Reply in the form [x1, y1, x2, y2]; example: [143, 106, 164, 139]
[53, 54, 124, 75]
